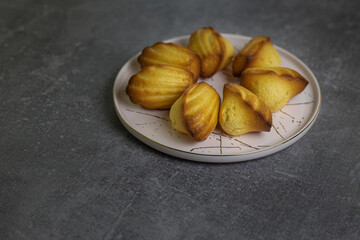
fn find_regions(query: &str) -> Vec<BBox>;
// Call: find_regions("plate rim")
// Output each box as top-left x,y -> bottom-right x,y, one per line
113,34 -> 321,163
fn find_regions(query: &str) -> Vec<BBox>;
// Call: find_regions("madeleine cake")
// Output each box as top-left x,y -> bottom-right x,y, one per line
232,36 -> 281,77
240,67 -> 309,112
126,65 -> 194,109
138,42 -> 201,81
219,83 -> 272,136
217,34 -> 235,71
170,82 -> 220,141
188,27 -> 234,78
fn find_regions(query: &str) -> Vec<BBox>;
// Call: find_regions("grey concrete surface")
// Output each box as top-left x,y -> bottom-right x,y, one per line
1,0 -> 359,239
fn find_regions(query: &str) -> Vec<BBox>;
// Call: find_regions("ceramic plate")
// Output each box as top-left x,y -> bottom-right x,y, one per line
113,34 -> 321,163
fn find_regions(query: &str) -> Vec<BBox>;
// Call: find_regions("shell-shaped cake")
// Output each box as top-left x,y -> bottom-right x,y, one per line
219,83 -> 272,136
232,36 -> 281,77
217,35 -> 235,71
126,65 -> 194,110
240,67 -> 308,112
170,82 -> 220,141
189,27 -> 234,78
138,42 -> 201,81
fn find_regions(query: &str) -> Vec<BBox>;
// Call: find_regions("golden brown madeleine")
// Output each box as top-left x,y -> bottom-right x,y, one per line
126,65 -> 194,110
138,42 -> 200,81
219,83 -> 272,136
232,36 -> 281,77
217,35 -> 235,71
240,67 -> 308,112
170,82 -> 220,141
188,27 -> 223,78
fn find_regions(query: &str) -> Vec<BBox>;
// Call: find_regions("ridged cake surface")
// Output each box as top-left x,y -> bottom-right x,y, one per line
189,27 -> 234,78
170,82 -> 220,141
126,65 -> 194,109
138,42 -> 200,81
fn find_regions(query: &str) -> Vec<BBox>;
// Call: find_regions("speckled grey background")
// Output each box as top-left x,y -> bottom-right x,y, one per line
1,0 -> 359,239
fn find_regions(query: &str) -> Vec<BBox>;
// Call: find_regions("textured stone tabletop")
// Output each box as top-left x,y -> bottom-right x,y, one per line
1,0 -> 359,239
